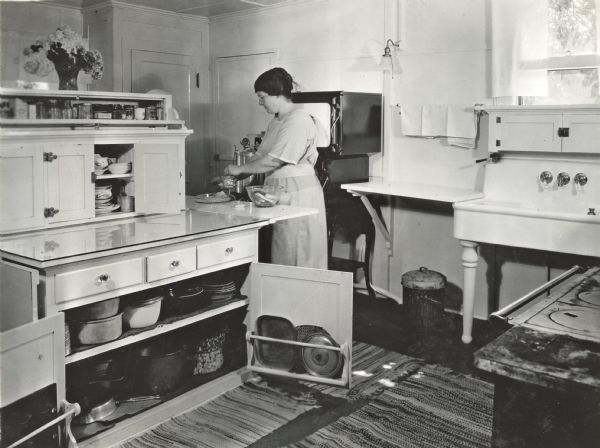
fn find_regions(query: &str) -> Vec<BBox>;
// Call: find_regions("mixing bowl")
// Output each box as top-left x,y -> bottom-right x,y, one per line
246,185 -> 282,207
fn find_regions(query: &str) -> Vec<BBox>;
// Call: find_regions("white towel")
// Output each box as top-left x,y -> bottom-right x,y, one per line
399,104 -> 477,148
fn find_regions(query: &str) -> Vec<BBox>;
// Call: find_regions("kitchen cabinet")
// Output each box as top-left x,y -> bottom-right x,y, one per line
0,208 -> 352,447
0,88 -> 191,234
480,105 -> 600,153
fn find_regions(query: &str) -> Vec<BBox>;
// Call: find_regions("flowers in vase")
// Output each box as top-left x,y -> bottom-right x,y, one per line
23,25 -> 103,81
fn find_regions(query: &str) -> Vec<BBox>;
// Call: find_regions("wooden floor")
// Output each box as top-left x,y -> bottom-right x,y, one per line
250,290 -> 504,447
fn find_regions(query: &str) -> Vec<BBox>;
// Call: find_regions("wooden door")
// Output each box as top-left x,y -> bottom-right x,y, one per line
246,262 -> 353,387
45,143 -> 94,224
562,114 -> 600,153
134,143 -> 180,214
0,143 -> 45,232
131,50 -> 200,195
213,53 -> 275,178
0,260 -> 39,332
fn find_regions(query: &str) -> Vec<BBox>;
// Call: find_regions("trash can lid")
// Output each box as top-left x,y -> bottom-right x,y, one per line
401,267 -> 446,290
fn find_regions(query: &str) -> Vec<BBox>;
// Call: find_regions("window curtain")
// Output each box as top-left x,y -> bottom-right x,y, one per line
491,0 -> 549,97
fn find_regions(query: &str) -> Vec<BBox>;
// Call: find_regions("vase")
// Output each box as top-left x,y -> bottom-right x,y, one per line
55,64 -> 80,90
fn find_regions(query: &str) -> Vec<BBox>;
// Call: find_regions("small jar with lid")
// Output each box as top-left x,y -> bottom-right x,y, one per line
36,101 -> 47,119
112,104 -> 123,119
124,105 -> 134,120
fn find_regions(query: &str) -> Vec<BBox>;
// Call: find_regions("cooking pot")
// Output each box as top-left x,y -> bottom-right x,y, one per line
162,284 -> 207,317
134,342 -> 187,395
69,297 -> 120,321
73,313 -> 123,345
123,295 -> 162,329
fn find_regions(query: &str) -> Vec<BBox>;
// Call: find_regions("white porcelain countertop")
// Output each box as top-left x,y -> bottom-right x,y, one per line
341,181 -> 484,203
186,196 -> 317,223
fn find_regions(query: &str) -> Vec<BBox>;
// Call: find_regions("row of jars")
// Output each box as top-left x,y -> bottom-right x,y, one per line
30,100 -> 164,120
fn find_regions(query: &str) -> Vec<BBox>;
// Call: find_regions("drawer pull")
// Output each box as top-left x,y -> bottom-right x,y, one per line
170,260 -> 181,268
95,274 -> 110,285
225,247 -> 234,255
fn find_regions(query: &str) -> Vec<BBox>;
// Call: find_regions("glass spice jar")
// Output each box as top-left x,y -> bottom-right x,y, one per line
48,100 -> 59,119
112,104 -> 123,119
124,105 -> 134,120
80,103 -> 92,119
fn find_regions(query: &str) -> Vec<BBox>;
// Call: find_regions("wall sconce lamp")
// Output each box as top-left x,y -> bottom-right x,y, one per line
379,39 -> 401,75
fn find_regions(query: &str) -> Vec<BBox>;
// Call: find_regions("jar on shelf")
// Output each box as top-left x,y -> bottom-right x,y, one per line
156,105 -> 164,120
36,101 -> 47,119
112,104 -> 123,119
79,103 -> 92,119
145,105 -> 157,120
48,100 -> 59,119
124,105 -> 134,120
62,101 -> 73,119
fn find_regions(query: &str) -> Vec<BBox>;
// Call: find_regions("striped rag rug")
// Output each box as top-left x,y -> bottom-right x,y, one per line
290,364 -> 494,448
301,341 -> 424,400
120,377 -> 319,448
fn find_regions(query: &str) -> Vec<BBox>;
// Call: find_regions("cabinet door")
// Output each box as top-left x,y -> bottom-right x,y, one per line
246,263 -> 353,387
45,143 -> 95,224
562,114 -> 600,153
0,143 -> 45,232
0,260 -> 39,332
492,113 -> 562,152
134,143 -> 180,214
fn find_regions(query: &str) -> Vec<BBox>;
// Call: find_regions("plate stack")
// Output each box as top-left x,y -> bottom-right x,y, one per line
95,185 -> 120,215
201,279 -> 238,305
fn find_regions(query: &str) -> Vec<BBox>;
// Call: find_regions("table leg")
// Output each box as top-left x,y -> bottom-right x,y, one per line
460,240 -> 479,344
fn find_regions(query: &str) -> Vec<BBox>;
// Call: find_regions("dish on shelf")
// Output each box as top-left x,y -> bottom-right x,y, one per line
195,191 -> 232,203
94,168 -> 106,175
107,162 -> 132,174
95,204 -> 121,215
254,315 -> 298,371
73,313 -> 123,345
68,297 -> 120,321
122,295 -> 163,329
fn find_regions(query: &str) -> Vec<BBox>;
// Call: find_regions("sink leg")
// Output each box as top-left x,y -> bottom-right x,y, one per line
460,240 -> 479,344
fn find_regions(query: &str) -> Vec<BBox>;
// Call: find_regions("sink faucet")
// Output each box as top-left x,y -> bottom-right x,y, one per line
539,171 -> 553,185
557,172 -> 570,187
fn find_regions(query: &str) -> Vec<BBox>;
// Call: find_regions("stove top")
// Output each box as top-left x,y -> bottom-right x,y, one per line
508,267 -> 600,343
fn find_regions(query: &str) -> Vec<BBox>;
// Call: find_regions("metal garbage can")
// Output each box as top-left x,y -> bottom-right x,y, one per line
401,267 -> 446,331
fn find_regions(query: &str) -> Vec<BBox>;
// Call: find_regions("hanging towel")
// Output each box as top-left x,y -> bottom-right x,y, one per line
399,104 -> 477,148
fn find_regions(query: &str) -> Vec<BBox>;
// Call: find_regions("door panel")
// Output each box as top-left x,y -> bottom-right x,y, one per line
213,53 -> 274,178
46,143 -> 94,223
131,50 -> 193,198
0,143 -> 44,232
246,262 -> 353,386
494,113 -> 562,152
562,114 -> 600,153
134,143 -> 180,214
0,260 -> 39,332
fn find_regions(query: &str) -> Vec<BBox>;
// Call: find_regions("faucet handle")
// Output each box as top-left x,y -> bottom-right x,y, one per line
539,171 -> 553,185
557,172 -> 570,187
574,173 -> 588,186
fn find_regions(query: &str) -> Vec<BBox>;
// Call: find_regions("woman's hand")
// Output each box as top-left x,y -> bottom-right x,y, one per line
224,164 -> 242,176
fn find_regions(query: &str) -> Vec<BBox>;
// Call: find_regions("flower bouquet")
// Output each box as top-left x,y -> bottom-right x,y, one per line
23,25 -> 103,90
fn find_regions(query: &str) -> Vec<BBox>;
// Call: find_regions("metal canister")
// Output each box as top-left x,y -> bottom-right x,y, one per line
401,267 -> 446,331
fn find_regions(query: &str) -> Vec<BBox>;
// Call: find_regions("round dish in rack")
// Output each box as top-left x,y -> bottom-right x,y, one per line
195,191 -> 232,203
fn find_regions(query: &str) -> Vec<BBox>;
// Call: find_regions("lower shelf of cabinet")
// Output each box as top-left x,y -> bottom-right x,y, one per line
77,368 -> 249,448
67,298 -> 249,364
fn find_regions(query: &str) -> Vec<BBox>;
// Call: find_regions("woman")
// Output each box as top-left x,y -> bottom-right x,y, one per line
225,67 -> 327,269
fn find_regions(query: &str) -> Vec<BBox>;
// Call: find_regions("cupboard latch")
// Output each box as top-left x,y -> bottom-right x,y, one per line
43,152 -> 58,162
558,127 -> 570,137
495,139 -> 501,147
44,207 -> 60,218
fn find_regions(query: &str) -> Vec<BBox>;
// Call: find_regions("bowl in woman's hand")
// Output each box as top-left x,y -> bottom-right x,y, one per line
246,185 -> 282,207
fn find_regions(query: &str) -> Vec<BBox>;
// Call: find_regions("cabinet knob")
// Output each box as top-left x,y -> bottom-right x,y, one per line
95,274 -> 110,284
44,207 -> 60,217
170,260 -> 181,268
225,247 -> 234,255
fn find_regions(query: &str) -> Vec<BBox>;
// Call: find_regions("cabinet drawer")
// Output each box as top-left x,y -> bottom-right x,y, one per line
197,233 -> 256,269
55,258 -> 144,303
147,246 -> 196,282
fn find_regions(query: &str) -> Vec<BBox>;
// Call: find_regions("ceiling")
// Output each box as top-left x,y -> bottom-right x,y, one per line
44,0 -> 300,17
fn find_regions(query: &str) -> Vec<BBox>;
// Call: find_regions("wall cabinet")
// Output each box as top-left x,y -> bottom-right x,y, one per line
481,105 -> 600,153
0,88 -> 192,234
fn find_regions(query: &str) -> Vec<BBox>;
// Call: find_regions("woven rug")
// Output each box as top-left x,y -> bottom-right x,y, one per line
120,377 -> 320,448
289,364 -> 494,448
301,341 -> 424,400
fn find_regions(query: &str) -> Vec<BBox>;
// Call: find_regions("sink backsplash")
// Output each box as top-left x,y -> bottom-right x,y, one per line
482,153 -> 600,214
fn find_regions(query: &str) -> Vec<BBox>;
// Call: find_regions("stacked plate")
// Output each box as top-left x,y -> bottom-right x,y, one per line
107,162 -> 132,175
201,280 -> 238,304
95,185 -> 120,215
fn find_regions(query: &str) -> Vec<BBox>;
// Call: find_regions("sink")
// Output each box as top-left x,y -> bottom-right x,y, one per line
454,199 -> 600,257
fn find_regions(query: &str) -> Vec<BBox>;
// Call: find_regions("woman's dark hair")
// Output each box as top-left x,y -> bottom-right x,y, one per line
254,67 -> 295,99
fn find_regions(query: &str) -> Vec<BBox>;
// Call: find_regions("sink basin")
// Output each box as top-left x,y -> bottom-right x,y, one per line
454,199 -> 600,257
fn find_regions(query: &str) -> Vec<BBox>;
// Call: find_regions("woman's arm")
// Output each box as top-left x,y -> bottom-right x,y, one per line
225,154 -> 284,176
